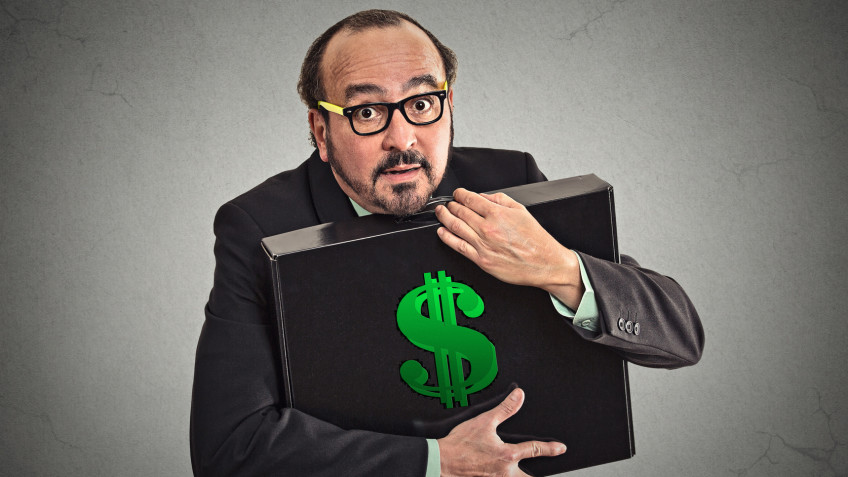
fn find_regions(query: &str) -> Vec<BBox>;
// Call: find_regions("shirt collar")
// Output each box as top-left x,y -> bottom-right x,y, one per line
349,198 -> 371,217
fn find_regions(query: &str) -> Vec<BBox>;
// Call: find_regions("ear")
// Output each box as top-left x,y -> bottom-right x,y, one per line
308,108 -> 330,162
448,86 -> 454,109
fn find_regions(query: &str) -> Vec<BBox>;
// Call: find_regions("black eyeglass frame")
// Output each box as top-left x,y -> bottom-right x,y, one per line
319,89 -> 448,136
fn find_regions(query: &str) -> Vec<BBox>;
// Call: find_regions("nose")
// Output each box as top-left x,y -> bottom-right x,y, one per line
381,108 -> 416,151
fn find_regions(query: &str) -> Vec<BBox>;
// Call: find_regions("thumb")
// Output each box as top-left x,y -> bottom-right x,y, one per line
487,387 -> 525,428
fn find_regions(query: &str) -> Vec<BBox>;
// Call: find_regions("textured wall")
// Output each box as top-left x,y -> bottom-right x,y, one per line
1,1 -> 846,476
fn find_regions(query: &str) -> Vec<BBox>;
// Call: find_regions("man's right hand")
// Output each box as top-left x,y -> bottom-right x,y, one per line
437,387 -> 566,477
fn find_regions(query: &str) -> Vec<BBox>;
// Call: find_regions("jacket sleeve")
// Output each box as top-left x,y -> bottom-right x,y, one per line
570,252 -> 705,369
190,202 -> 428,476
522,152 -> 703,368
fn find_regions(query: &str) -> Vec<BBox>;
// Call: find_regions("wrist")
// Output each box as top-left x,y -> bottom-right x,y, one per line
542,247 -> 585,310
437,437 -> 455,477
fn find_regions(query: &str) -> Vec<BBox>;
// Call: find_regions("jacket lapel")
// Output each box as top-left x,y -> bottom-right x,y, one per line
433,153 -> 460,198
307,150 -> 358,224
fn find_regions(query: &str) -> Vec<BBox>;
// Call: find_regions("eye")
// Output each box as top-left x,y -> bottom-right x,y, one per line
354,106 -> 381,121
411,98 -> 434,113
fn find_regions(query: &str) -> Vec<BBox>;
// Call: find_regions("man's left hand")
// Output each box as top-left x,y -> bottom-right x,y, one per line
434,188 -> 585,310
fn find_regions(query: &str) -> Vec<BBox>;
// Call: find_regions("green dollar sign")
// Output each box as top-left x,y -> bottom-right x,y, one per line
397,271 -> 498,408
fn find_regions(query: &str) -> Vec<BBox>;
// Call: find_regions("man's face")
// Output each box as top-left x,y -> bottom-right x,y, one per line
309,21 -> 454,215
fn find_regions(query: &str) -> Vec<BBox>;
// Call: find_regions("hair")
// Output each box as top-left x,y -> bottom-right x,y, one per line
298,9 -> 458,147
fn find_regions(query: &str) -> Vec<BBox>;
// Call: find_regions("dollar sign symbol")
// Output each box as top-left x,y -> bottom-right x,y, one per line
397,271 -> 498,408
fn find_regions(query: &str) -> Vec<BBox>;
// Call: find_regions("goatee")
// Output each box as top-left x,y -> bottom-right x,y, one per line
327,144 -> 437,216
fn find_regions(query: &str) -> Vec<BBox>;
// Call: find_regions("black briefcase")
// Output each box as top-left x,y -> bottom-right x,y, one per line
261,175 -> 634,476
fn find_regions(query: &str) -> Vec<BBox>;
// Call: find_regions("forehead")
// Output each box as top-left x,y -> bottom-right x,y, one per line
321,21 -> 445,102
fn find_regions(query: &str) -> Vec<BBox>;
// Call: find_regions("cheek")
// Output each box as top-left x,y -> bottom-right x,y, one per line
337,135 -> 382,172
428,122 -> 452,163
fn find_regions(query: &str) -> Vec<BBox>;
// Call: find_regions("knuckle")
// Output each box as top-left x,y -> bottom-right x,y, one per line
501,448 -> 518,462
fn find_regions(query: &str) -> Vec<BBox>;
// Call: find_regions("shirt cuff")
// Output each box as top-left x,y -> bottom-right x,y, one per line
549,252 -> 600,332
425,439 -> 440,477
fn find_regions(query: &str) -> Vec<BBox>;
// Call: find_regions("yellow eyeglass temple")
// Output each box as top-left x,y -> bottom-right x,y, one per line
317,101 -> 344,115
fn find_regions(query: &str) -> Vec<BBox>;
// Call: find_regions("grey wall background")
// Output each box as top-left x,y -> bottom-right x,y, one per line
1,1 -> 846,476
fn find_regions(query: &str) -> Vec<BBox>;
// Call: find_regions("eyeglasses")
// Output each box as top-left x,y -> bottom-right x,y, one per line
318,82 -> 448,136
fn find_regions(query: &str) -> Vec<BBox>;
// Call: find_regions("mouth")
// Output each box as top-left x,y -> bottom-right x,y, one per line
371,150 -> 432,188
380,164 -> 422,182
383,164 -> 421,175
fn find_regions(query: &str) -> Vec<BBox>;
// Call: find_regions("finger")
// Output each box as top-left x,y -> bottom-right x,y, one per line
486,387 -> 525,428
480,191 -> 523,209
508,440 -> 567,461
445,199 -> 485,230
453,188 -> 498,217
437,226 -> 480,262
434,204 -> 481,246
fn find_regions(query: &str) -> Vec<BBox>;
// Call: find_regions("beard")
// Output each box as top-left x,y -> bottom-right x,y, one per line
326,110 -> 454,216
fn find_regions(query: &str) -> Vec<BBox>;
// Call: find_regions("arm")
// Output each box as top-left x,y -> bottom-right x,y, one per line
190,203 -> 427,476
434,189 -> 703,369
572,252 -> 704,368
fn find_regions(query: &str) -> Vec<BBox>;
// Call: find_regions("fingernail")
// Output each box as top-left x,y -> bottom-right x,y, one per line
558,444 -> 567,454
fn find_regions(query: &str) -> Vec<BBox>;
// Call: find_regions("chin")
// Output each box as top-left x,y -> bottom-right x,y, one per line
378,182 -> 431,216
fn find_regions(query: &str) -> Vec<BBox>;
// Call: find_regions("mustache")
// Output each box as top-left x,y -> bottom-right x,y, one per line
371,150 -> 432,184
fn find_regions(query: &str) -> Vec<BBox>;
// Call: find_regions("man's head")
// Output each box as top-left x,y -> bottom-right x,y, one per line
298,10 -> 457,215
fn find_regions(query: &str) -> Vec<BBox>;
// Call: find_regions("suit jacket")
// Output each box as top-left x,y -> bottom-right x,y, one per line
190,147 -> 704,476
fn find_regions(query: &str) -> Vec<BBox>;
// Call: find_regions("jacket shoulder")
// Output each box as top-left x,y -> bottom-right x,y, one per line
218,159 -> 319,236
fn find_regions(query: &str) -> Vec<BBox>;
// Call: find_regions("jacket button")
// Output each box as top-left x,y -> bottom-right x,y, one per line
618,317 -> 625,331
634,322 -> 640,335
625,320 -> 633,333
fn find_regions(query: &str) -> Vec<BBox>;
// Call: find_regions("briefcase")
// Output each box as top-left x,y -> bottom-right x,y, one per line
261,174 -> 634,476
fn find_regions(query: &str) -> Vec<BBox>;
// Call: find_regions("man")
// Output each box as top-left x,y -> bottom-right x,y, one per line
190,10 -> 704,477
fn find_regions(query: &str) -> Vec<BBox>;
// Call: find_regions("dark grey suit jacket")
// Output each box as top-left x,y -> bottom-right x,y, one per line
190,147 -> 704,476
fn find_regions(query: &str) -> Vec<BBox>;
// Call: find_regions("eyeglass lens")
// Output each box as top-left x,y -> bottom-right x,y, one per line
350,93 -> 443,134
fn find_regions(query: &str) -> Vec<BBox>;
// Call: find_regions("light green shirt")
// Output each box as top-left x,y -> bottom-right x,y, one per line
349,198 -> 599,476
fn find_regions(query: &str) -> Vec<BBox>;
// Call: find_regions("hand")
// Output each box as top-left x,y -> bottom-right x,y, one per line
438,387 -> 566,477
435,188 -> 585,309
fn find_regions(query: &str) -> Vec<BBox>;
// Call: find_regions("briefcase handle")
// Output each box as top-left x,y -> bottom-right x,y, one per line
395,196 -> 454,223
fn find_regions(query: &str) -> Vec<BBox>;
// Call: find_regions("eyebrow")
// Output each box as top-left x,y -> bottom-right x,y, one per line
403,74 -> 440,91
344,83 -> 387,104
343,74 -> 441,104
